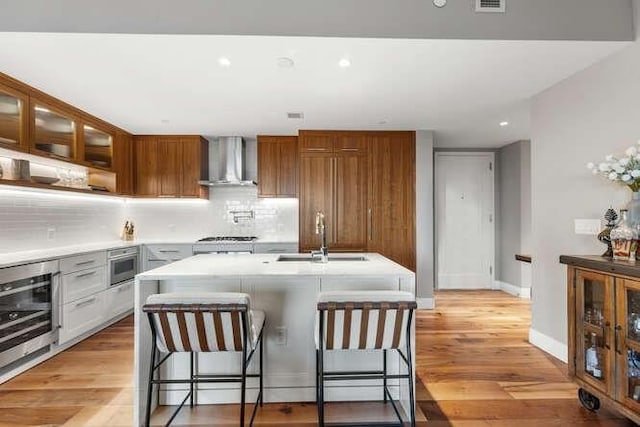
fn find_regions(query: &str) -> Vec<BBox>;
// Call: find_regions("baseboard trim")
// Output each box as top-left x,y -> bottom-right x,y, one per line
495,280 -> 531,299
529,327 -> 568,363
416,297 -> 434,310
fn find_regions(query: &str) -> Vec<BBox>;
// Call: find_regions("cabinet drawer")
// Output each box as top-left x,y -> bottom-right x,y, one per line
58,292 -> 105,345
145,245 -> 192,262
145,260 -> 170,271
105,281 -> 134,318
62,266 -> 106,304
60,251 -> 107,274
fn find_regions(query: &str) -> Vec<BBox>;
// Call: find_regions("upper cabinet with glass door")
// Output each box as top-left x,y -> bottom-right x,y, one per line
0,83 -> 28,152
31,102 -> 77,161
82,124 -> 113,169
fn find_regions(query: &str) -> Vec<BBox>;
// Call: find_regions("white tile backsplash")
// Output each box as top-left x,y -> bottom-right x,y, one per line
125,187 -> 298,241
0,189 -> 125,253
0,186 -> 298,254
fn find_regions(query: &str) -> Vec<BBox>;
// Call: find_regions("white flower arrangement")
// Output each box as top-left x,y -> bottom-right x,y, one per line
588,141 -> 640,192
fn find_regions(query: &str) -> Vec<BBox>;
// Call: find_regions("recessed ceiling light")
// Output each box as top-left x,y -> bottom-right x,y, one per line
218,57 -> 231,67
277,57 -> 295,68
433,0 -> 447,7
338,58 -> 351,68
499,121 -> 509,127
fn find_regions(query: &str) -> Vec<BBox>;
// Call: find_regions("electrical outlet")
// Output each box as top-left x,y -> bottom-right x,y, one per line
46,227 -> 56,241
275,326 -> 287,345
574,219 -> 601,235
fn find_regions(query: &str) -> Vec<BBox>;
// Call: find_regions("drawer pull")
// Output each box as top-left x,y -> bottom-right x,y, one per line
158,250 -> 180,253
306,148 -> 327,151
75,297 -> 97,308
75,271 -> 97,279
340,148 -> 359,151
75,260 -> 95,266
147,259 -> 166,262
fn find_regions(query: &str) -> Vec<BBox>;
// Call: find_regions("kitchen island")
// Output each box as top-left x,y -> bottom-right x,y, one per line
134,252 -> 415,425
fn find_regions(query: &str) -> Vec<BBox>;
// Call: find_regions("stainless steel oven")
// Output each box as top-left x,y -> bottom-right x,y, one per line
0,260 -> 60,370
108,247 -> 139,287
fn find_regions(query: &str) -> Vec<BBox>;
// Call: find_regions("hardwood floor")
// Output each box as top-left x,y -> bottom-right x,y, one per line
0,290 -> 636,426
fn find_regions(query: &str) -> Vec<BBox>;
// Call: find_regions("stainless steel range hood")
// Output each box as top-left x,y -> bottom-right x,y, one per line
199,136 -> 256,187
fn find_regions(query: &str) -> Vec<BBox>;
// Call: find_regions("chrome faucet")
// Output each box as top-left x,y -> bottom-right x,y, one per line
311,211 -> 328,263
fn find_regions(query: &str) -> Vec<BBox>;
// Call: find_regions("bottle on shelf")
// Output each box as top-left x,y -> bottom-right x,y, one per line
586,332 -> 601,378
611,209 -> 638,261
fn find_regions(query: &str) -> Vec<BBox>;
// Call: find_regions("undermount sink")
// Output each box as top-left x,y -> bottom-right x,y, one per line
276,255 -> 369,262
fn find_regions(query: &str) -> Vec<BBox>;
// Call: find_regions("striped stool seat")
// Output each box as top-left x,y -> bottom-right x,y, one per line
315,290 -> 417,427
143,292 -> 265,427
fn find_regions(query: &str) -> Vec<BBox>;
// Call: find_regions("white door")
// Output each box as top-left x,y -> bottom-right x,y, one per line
435,152 -> 494,289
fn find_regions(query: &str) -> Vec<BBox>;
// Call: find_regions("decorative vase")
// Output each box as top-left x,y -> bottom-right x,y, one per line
611,209 -> 638,261
627,192 -> 640,227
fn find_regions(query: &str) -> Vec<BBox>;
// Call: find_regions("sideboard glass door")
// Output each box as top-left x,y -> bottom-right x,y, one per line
576,269 -> 614,395
616,279 -> 640,412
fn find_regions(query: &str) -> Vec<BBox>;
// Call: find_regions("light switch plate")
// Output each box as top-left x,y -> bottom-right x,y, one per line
574,219 -> 601,235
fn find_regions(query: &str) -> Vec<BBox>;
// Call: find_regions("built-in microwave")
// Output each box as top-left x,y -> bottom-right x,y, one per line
108,247 -> 139,287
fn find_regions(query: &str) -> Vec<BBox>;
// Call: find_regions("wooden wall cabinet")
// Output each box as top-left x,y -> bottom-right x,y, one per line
0,82 -> 29,152
298,131 -> 369,254
562,256 -> 640,425
298,130 -> 416,271
257,135 -> 297,198
368,132 -> 416,271
133,135 -> 208,198
113,132 -> 134,195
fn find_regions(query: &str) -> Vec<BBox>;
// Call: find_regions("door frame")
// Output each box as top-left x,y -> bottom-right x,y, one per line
434,151 -> 495,290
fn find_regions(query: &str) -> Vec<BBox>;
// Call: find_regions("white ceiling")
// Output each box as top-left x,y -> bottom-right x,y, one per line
0,33 -> 629,147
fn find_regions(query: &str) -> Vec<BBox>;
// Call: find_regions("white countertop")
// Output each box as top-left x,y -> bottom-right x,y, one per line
0,238 -> 299,269
136,253 -> 414,280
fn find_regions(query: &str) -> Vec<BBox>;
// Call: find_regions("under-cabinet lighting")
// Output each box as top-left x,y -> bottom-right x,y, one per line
0,186 -> 125,202
124,198 -> 209,205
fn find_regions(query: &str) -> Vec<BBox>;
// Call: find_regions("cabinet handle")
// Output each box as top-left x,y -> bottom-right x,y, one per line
75,271 -> 97,279
604,321 -> 611,350
75,297 -> 97,308
158,250 -> 180,253
368,208 -> 373,241
340,148 -> 359,152
615,325 -> 622,355
306,148 -> 327,152
75,260 -> 95,266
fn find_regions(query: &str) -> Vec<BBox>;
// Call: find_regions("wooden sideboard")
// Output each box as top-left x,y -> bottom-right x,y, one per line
560,255 -> 640,424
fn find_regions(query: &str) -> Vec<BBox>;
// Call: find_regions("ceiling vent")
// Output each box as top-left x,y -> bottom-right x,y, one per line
287,112 -> 304,119
475,0 -> 505,13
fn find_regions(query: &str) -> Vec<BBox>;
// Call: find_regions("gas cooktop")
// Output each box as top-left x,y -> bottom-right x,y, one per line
196,236 -> 258,242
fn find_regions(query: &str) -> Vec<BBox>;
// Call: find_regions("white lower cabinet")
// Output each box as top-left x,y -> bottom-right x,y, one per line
58,292 -> 106,345
62,266 -> 106,304
105,281 -> 134,318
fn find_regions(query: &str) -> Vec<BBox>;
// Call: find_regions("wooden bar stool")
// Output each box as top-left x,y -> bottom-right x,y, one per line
315,290 -> 417,427
142,292 -> 265,426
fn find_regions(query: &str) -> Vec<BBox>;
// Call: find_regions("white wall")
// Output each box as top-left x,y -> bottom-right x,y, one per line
530,19 -> 640,361
496,140 -> 531,297
416,130 -> 434,305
